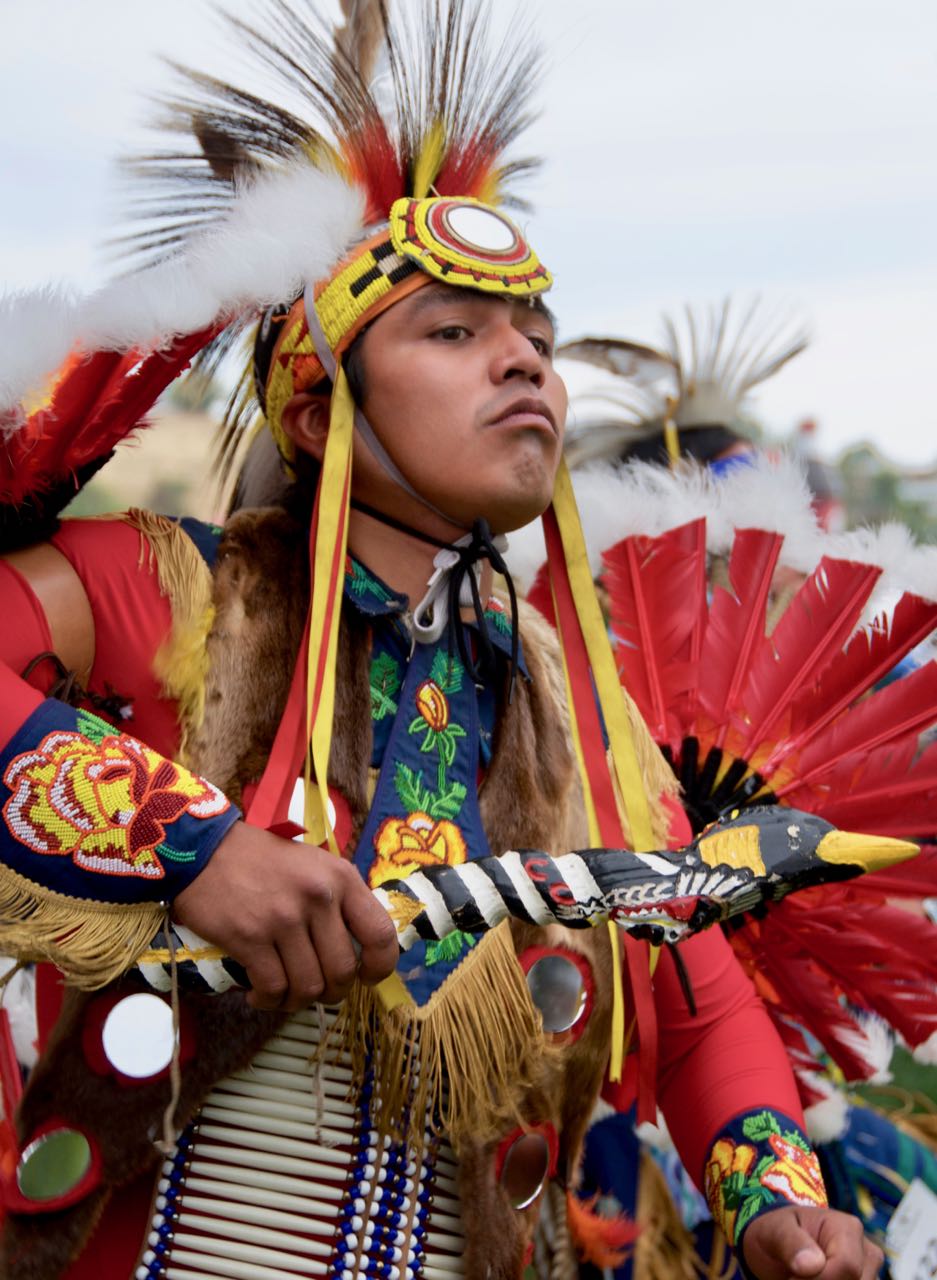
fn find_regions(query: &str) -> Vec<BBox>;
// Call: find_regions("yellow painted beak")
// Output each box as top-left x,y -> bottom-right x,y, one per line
816,830 -> 919,873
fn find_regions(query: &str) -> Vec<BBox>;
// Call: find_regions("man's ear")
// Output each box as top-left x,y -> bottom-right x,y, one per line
280,392 -> 331,462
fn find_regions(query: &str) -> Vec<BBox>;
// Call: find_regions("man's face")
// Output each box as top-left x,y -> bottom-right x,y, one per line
350,283 -> 568,534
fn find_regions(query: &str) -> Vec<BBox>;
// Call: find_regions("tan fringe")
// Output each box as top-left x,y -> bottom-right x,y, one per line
332,922 -> 554,1154
633,1150 -> 715,1280
0,861 -> 164,990
120,509 -> 215,763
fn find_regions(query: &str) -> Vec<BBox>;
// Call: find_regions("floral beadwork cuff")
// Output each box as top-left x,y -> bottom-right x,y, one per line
704,1109 -> 828,1256
1,700 -> 239,904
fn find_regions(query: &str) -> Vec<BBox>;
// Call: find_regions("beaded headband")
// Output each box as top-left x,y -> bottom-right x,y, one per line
264,195 -> 552,462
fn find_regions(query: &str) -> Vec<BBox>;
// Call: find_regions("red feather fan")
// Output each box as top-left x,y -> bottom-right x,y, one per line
584,515 -> 937,1079
697,527 -> 783,746
603,520 -> 706,753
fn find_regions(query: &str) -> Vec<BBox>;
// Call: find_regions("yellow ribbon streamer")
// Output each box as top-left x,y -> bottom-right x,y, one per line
551,460 -> 656,852
304,367 -> 355,855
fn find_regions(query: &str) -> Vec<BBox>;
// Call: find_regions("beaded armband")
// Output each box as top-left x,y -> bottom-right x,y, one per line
1,701 -> 237,905
705,1109 -> 827,1251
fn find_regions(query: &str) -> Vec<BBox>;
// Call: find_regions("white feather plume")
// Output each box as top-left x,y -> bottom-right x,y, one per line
0,287 -> 79,434
508,453 -> 937,643
0,164 -> 364,417
0,958 -> 37,1072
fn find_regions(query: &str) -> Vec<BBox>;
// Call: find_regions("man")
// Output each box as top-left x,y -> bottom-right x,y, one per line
0,4 -> 882,1277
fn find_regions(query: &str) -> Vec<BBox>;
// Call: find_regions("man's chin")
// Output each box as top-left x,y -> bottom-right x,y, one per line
481,490 -> 553,537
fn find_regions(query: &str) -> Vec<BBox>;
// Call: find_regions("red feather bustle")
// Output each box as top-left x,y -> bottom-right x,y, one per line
529,513 -> 937,1084
603,519 -> 706,755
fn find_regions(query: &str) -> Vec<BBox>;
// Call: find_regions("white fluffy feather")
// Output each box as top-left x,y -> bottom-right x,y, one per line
803,1084 -> 850,1144
0,165 -> 364,416
835,1011 -> 894,1084
508,453 -> 937,650
505,453 -> 823,592
0,958 -> 37,1072
0,287 -> 79,434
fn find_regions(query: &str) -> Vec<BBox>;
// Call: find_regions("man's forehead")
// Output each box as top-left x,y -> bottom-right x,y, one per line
400,282 -> 555,328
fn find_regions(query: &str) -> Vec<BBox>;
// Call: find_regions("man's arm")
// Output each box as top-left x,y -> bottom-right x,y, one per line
655,928 -> 882,1279
0,523 -> 397,1006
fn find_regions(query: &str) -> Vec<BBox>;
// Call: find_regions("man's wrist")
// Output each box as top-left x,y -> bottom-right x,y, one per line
704,1108 -> 828,1266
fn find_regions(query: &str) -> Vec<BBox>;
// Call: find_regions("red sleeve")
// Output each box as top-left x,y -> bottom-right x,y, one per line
0,559 -> 52,741
51,518 -> 180,757
654,927 -> 805,1186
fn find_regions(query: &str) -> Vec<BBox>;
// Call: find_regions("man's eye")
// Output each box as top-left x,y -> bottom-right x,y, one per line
434,325 -> 470,341
527,334 -> 553,358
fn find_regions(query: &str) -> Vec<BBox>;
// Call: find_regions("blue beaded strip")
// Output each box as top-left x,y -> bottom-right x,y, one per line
332,1067 -> 379,1280
408,1138 -> 439,1278
135,1124 -> 194,1280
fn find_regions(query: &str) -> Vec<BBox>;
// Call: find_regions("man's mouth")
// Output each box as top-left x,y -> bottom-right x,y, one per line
487,396 -> 557,434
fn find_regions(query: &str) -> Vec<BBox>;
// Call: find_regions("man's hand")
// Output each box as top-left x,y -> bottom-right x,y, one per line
173,821 -> 399,1011
742,1207 -> 883,1280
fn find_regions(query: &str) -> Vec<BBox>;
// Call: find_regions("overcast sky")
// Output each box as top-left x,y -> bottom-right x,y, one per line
1,0 -> 935,464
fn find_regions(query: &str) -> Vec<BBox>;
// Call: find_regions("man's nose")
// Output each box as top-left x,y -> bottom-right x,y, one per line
491,327 -> 545,386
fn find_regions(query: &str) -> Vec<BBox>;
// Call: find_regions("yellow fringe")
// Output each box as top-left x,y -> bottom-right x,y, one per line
0,861 -> 164,990
332,922 -> 554,1153
120,509 -> 215,763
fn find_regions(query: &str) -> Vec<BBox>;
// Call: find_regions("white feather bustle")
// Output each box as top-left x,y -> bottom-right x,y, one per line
506,453 -> 937,613
0,165 -> 365,420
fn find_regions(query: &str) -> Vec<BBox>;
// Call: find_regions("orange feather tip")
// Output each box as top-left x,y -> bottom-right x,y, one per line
566,1190 -> 640,1268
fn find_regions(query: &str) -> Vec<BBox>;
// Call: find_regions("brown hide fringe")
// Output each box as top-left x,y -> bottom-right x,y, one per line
334,921 -> 556,1153
119,508 -> 215,763
0,982 -> 286,1280
0,861 -> 164,991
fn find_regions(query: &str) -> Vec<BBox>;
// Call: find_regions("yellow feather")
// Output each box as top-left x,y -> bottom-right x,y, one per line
411,119 -> 446,199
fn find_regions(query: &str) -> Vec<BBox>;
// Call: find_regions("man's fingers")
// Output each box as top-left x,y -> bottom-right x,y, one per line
814,1211 -> 870,1279
274,930 -> 326,1011
861,1239 -> 884,1280
341,871 -> 400,985
743,1210 -> 826,1280
307,907 -> 362,1004
244,946 -> 290,1010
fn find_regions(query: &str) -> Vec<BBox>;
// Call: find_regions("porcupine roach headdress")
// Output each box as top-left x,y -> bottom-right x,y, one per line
513,300 -> 937,1109
0,1 -> 661,1100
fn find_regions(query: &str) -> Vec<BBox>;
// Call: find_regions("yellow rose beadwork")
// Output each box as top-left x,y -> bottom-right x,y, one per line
2,727 -> 229,879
